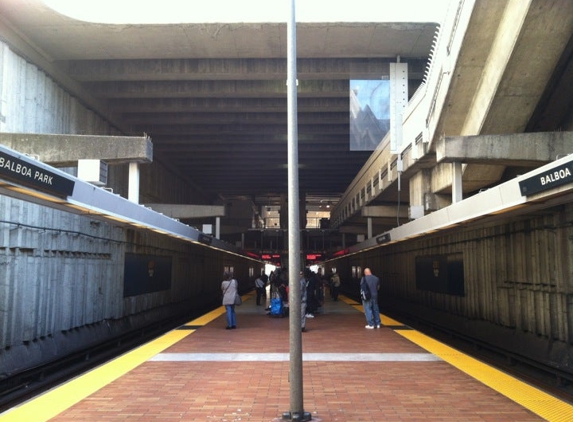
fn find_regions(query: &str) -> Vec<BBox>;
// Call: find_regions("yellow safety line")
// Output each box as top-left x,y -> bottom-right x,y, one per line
339,295 -> 357,305
0,330 -> 193,421
183,293 -> 249,326
380,314 -> 401,326
339,295 -> 364,313
184,306 -> 226,326
396,328 -> 573,422
0,298 -> 243,421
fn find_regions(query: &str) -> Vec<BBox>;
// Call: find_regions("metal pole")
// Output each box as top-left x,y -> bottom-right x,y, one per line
283,0 -> 310,420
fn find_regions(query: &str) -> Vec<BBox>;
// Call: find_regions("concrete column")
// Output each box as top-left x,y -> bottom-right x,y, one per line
216,217 -> 221,239
128,162 -> 140,203
390,62 -> 408,153
452,162 -> 463,203
367,217 -> 373,239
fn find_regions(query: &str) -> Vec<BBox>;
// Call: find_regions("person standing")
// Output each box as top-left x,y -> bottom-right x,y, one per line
331,271 -> 341,301
361,268 -> 381,329
255,274 -> 265,306
305,270 -> 317,318
221,271 -> 238,329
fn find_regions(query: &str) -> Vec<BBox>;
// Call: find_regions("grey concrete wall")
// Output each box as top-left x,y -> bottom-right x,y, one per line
0,40 -> 209,204
385,205 -> 572,338
327,201 -> 573,370
0,43 -> 117,135
0,40 -> 236,377
374,203 -> 573,369
0,192 -> 255,376
0,196 -> 125,345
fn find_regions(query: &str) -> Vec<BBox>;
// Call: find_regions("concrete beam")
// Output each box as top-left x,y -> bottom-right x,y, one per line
67,58 -> 428,82
86,80 -> 350,99
0,133 -> 152,166
436,132 -> 573,166
361,205 -> 408,219
145,204 -> 225,219
109,97 -> 350,114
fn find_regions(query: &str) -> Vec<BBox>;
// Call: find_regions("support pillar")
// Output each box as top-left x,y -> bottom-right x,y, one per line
128,162 -> 140,203
216,217 -> 221,239
452,162 -> 463,203
367,217 -> 373,239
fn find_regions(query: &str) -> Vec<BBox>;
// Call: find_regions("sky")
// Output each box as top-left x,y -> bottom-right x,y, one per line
43,0 -> 452,24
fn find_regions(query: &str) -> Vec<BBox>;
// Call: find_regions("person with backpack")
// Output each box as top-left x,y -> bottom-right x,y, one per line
360,268 -> 381,329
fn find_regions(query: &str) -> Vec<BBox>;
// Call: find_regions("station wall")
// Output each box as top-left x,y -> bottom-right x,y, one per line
330,203 -> 573,373
0,40 -> 259,379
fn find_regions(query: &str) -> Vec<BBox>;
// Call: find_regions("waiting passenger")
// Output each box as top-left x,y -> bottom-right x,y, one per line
361,268 -> 381,329
331,271 -> 341,301
255,274 -> 265,306
221,271 -> 238,329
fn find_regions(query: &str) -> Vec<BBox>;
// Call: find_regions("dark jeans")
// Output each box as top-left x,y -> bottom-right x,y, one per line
331,285 -> 339,301
256,287 -> 265,305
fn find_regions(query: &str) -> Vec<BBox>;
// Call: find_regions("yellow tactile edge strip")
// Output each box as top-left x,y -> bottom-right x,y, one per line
395,326 -> 573,422
0,330 -> 192,421
343,295 -> 573,420
0,299 -> 239,422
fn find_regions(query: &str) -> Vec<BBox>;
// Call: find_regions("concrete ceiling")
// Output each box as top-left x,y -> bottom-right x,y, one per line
0,0 -> 439,208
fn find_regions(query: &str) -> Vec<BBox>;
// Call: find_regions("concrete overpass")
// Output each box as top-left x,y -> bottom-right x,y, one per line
330,0 -> 573,238
0,0 -> 572,251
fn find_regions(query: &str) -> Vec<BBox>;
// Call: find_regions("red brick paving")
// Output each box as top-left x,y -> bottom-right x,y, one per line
52,297 -> 543,421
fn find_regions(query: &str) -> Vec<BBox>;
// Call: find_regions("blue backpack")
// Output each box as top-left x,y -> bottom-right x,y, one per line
270,297 -> 284,316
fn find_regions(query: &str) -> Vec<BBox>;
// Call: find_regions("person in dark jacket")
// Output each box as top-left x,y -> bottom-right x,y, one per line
255,274 -> 265,306
305,270 -> 318,318
361,268 -> 381,329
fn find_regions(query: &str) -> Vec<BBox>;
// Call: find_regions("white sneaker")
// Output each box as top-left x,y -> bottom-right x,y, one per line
376,325 -> 381,328
365,325 -> 374,329
305,314 -> 314,318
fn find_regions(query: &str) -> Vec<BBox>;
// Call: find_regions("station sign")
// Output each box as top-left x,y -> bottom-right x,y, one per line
519,160 -> 573,196
198,233 -> 213,245
261,253 -> 281,264
0,147 -> 75,198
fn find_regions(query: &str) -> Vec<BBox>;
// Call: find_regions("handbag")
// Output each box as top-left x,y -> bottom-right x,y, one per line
232,278 -> 241,306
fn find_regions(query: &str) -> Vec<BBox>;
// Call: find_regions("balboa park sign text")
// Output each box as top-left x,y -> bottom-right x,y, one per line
0,148 -> 75,198
519,161 -> 573,196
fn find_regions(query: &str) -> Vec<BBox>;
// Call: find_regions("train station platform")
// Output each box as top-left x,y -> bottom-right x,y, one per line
1,291 -> 572,421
